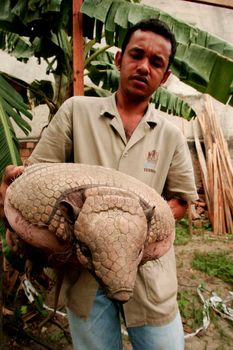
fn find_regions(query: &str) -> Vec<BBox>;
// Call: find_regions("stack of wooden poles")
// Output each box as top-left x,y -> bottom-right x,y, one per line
193,96 -> 233,234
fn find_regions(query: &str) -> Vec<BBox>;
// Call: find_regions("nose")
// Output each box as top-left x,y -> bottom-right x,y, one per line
137,58 -> 150,75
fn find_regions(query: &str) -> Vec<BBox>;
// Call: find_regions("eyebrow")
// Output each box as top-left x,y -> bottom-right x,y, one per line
128,47 -> 145,54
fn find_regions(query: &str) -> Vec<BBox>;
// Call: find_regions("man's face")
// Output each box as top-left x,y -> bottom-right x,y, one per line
115,29 -> 172,101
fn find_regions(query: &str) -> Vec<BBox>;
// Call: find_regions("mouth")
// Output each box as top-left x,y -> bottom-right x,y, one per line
131,75 -> 148,86
108,288 -> 133,302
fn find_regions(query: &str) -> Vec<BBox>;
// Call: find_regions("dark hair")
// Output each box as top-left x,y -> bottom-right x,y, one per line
121,18 -> 177,69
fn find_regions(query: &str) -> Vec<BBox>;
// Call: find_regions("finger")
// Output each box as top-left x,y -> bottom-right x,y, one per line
3,165 -> 25,185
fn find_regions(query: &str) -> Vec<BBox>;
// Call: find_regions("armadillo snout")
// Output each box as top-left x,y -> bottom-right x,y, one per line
108,289 -> 133,303
74,193 -> 148,301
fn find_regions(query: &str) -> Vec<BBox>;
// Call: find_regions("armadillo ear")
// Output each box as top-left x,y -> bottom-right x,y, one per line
59,200 -> 80,224
144,206 -> 155,223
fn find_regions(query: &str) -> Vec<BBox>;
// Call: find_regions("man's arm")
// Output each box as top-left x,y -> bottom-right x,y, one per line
167,198 -> 188,221
162,129 -> 198,221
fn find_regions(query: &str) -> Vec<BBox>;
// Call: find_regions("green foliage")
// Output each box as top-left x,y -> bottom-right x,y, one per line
0,0 -> 73,109
15,286 -> 48,321
192,251 -> 233,285
34,291 -> 48,317
178,290 -> 204,329
175,218 -> 191,245
0,73 -> 32,268
0,74 -> 32,134
20,305 -> 28,316
0,229 -> 25,271
0,96 -> 22,178
0,73 -> 28,244
0,30 -> 33,61
151,87 -> 196,120
0,0 -> 72,69
203,222 -> 212,231
86,49 -> 119,93
49,331 -> 65,342
29,79 -> 54,108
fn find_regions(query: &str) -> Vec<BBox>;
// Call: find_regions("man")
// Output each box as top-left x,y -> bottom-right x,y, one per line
1,19 -> 198,349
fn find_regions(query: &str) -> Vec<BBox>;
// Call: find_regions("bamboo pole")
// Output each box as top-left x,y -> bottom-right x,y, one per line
73,0 -> 84,96
195,96 -> 233,234
193,120 -> 211,216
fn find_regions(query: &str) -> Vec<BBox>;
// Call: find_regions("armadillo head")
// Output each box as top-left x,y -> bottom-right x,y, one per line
60,189 -> 148,302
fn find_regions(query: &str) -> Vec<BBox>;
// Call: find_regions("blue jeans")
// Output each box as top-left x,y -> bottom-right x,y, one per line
67,289 -> 184,350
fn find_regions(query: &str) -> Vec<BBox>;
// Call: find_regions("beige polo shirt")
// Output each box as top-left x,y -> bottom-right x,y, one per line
29,93 -> 198,326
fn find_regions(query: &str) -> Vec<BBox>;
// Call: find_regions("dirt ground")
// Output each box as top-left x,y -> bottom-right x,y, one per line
2,225 -> 233,350
176,232 -> 233,350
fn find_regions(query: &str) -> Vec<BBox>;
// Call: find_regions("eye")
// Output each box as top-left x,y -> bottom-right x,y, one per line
79,243 -> 92,257
138,249 -> 143,257
150,59 -> 163,68
129,49 -> 144,60
131,52 -> 143,60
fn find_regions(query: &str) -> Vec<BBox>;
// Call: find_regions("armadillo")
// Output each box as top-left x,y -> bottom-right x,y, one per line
4,163 -> 175,302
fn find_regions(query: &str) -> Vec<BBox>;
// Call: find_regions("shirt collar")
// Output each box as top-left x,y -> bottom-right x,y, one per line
100,93 -> 158,129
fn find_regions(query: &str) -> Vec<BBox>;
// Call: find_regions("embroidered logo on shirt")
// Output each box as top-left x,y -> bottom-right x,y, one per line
144,150 -> 159,173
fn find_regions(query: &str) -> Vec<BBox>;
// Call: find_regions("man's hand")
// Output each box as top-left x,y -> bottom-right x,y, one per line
168,198 -> 188,221
0,165 -> 25,220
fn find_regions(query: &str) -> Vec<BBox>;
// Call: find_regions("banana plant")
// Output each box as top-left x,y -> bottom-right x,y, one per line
0,74 -> 32,176
81,0 -> 233,106
0,73 -> 32,242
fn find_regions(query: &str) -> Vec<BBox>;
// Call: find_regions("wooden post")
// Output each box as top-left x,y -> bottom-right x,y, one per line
73,0 -> 84,96
188,201 -> 193,235
181,0 -> 233,10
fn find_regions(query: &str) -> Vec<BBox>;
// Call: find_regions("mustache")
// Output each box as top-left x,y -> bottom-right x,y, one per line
130,74 -> 148,84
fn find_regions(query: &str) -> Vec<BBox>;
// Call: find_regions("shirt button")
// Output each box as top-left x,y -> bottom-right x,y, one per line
123,152 -> 128,157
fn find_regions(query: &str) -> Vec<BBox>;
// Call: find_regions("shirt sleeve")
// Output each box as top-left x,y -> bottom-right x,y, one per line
163,135 -> 199,202
28,98 -> 74,164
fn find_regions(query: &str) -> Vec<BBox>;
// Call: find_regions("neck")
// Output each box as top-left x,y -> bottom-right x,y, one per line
115,90 -> 149,117
115,90 -> 150,141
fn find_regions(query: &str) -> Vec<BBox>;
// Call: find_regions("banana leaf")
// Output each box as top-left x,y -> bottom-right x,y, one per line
0,95 -> 22,183
173,43 -> 233,105
0,73 -> 32,183
0,75 -> 31,240
0,0 -> 72,78
151,87 -> 196,120
81,0 -> 233,106
0,75 -> 30,249
0,98 -> 26,273
0,74 -> 32,134
0,0 -> 66,33
0,29 -> 33,61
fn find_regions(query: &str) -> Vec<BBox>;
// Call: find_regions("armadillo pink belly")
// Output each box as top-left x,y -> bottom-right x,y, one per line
4,186 -> 68,254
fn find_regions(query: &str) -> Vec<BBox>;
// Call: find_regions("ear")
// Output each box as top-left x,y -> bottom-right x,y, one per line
59,200 -> 80,224
144,206 -> 155,223
161,69 -> 171,84
115,51 -> 122,71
